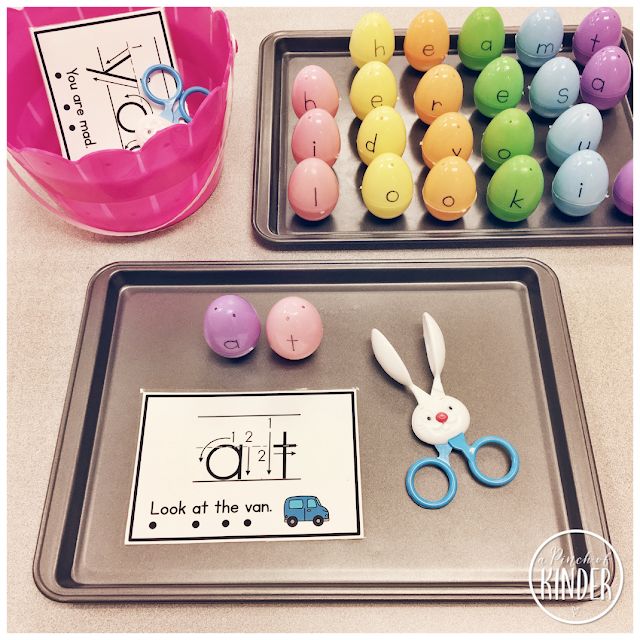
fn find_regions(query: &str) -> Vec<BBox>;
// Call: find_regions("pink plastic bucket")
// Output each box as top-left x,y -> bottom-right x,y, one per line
7,7 -> 235,235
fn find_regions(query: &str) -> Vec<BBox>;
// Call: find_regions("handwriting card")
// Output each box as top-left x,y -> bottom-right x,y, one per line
31,9 -> 177,159
126,390 -> 363,544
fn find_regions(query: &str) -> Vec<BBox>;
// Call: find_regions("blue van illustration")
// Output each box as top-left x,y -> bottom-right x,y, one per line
284,496 -> 330,527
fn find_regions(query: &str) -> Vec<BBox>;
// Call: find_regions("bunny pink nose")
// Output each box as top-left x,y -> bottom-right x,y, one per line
435,412 -> 448,424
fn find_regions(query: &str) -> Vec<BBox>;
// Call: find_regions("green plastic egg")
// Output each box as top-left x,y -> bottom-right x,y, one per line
473,56 -> 524,118
458,8 -> 505,70
487,155 -> 544,222
481,108 -> 534,171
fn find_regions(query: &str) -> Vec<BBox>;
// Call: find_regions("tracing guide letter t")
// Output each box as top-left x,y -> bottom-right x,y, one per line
126,390 -> 363,543
31,9 -> 177,159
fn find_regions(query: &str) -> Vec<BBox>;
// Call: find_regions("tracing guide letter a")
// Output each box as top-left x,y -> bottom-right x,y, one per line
31,9 -> 177,159
126,390 -> 363,544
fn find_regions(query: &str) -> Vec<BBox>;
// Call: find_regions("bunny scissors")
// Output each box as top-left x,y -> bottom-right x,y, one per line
371,312 -> 519,509
135,64 -> 209,146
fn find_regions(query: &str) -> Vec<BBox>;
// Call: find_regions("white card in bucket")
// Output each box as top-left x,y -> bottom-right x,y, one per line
126,390 -> 363,544
30,8 -> 178,160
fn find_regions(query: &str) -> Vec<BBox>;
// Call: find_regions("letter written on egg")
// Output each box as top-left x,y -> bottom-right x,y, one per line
374,39 -> 386,58
304,92 -> 317,111
591,78 -> 605,93
366,133 -> 378,153
442,195 -> 455,207
557,87 -> 569,103
386,190 -> 399,202
481,40 -> 493,51
422,44 -> 435,57
496,90 -> 509,104
371,94 -> 383,108
536,42 -> 554,55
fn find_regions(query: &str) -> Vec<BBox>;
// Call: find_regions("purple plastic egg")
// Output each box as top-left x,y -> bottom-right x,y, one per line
613,159 -> 633,216
203,295 -> 261,358
580,45 -> 631,110
573,7 -> 622,66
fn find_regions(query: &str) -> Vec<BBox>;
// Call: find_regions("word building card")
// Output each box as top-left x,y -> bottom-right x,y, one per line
126,390 -> 363,544
31,9 -> 177,159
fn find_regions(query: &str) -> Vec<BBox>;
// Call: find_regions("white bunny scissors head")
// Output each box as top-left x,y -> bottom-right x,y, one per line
371,312 -> 470,446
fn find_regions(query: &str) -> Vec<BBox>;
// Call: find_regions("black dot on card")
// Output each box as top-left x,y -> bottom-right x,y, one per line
244,519 -> 252,527
149,521 -> 157,529
69,125 -> 76,131
192,520 -> 200,529
64,104 -> 70,111
222,519 -> 230,527
55,72 -> 62,79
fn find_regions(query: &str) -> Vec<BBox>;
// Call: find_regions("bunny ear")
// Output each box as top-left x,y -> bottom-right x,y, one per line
371,329 -> 428,402
422,312 -> 446,397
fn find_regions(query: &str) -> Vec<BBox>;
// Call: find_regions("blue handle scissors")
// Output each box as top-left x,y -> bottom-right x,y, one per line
141,64 -> 209,124
372,312 -> 520,510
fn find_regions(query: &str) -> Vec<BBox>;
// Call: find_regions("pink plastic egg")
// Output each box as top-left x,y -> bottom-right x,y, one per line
266,296 -> 323,360
580,45 -> 631,110
291,65 -> 340,117
287,158 -> 339,221
573,7 -> 622,66
291,108 -> 341,165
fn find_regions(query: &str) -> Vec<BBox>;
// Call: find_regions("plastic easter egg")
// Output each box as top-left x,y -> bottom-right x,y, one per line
573,7 -> 622,66
422,156 -> 476,221
356,106 -> 406,165
349,61 -> 398,120
361,152 -> 413,219
421,112 -> 473,168
288,158 -> 339,221
515,8 -> 564,68
404,10 -> 450,71
458,8 -> 505,71
529,57 -> 580,118
487,155 -> 544,221
291,65 -> 339,118
580,46 -> 631,110
266,296 -> 323,360
481,108 -> 534,171
203,295 -> 261,359
291,108 -> 341,165
546,103 -> 603,167
413,64 -> 463,125
473,56 -> 524,118
349,12 -> 395,68
552,150 -> 609,216
613,159 -> 633,216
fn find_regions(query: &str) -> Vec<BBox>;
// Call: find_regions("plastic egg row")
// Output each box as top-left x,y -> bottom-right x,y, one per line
204,295 -> 323,361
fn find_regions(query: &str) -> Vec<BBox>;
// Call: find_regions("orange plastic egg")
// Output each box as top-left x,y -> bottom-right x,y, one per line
421,112 -> 473,168
413,64 -> 463,125
422,156 -> 477,221
404,10 -> 450,71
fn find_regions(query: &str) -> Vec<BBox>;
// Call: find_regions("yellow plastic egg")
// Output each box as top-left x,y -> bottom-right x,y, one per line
404,10 -> 450,71
349,12 -> 395,68
349,61 -> 398,120
356,106 -> 406,165
413,64 -> 463,125
422,156 -> 477,221
361,152 -> 413,219
420,112 -> 473,168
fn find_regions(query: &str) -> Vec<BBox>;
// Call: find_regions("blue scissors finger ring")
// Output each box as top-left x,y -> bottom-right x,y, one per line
372,312 -> 520,510
141,64 -> 209,124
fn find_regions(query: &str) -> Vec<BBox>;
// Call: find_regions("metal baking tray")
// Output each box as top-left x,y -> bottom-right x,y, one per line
253,28 -> 633,248
34,260 -> 609,602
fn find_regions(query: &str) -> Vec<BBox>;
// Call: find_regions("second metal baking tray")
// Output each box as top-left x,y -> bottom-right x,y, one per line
253,28 -> 633,248
34,259 -> 609,601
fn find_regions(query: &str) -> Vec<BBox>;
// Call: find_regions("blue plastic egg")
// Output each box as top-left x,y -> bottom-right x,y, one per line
515,8 -> 564,67
546,104 -> 603,167
552,150 -> 609,216
529,57 -> 580,118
